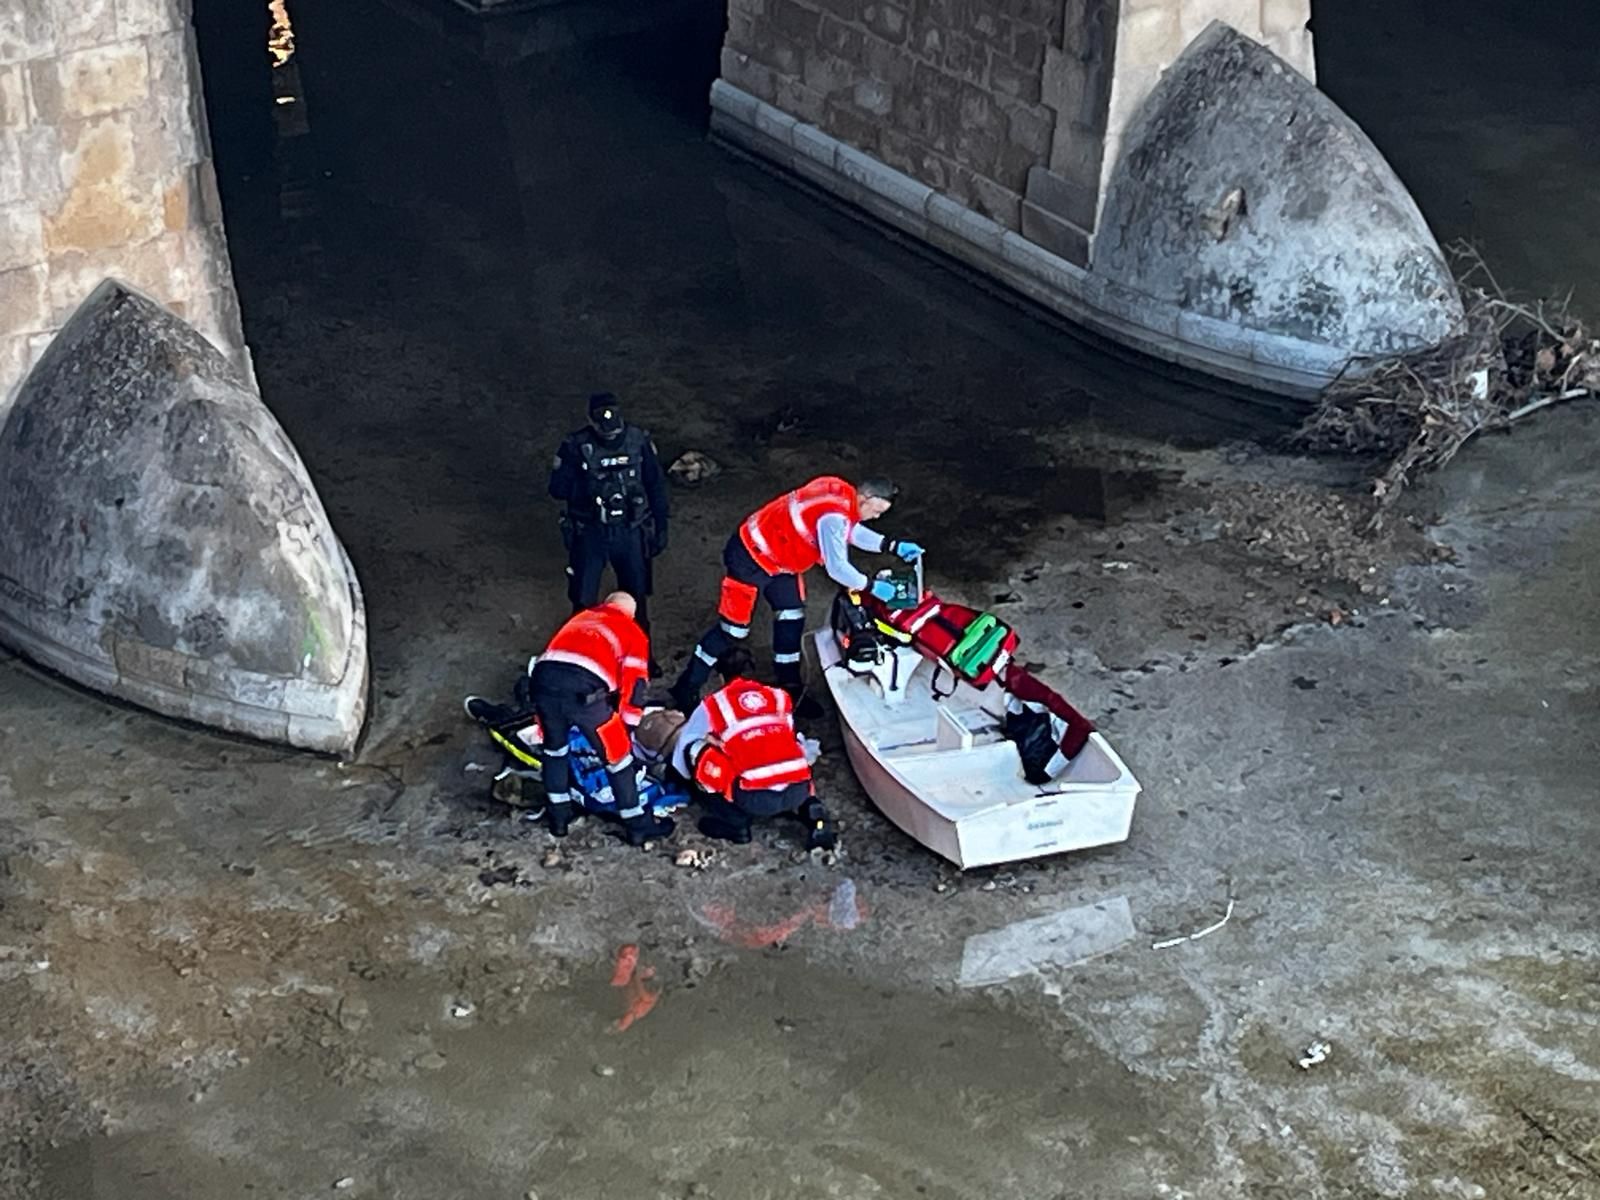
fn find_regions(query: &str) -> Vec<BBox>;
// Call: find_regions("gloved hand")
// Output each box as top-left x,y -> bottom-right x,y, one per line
868,578 -> 897,602
649,523 -> 668,557
890,539 -> 924,562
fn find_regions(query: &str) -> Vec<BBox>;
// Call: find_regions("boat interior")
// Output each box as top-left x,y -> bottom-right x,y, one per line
824,644 -> 1126,815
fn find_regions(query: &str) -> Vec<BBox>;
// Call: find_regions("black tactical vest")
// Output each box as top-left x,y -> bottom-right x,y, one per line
574,428 -> 649,527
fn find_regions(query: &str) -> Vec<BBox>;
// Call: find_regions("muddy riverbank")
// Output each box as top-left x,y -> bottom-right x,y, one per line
4,1 -> 1600,1195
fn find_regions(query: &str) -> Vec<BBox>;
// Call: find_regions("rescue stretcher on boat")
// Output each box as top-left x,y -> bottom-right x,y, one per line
812,561 -> 1140,869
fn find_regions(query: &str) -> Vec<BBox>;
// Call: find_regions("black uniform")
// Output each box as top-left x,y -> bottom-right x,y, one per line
548,424 -> 670,631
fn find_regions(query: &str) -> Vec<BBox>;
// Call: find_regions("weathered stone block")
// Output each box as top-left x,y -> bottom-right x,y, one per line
0,264 -> 48,335
802,50 -> 856,96
113,0 -> 188,40
49,43 -> 150,120
0,203 -> 44,272
990,51 -> 1041,103
943,33 -> 988,87
1025,163 -> 1097,230
1050,116 -> 1110,193
851,76 -> 894,116
862,33 -> 915,87
0,333 -> 29,406
750,28 -> 805,77
0,132 -> 20,206
45,234 -> 185,322
817,14 -> 864,59
965,168 -> 1022,229
914,23 -> 943,60
44,114 -> 162,255
812,0 -> 861,20
1020,199 -> 1090,266
1011,23 -> 1046,71
961,0 -> 1008,48
777,76 -> 828,123
1180,0 -> 1261,48
861,2 -> 907,44
770,0 -> 820,45
0,0 -> 54,67
145,30 -> 206,167
1119,5 -> 1181,68
15,124 -> 63,205
1260,0 -> 1309,36
720,50 -> 777,105
0,62 -> 28,127
823,100 -> 882,154
59,0 -> 119,51
1003,98 -> 1055,159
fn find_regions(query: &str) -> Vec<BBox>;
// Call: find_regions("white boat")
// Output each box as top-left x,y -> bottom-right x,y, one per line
813,627 -> 1141,869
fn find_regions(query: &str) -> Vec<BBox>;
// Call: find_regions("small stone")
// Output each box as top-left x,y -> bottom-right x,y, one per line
337,996 -> 370,1032
334,1178 -> 355,1190
981,880 -> 996,891
541,849 -> 564,868
594,1064 -> 615,1077
414,1051 -> 447,1071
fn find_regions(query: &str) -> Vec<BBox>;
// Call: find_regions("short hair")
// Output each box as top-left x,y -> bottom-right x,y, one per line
714,646 -> 755,681
858,477 -> 898,502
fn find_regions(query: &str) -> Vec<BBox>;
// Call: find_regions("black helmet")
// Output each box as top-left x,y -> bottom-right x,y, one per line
588,392 -> 624,439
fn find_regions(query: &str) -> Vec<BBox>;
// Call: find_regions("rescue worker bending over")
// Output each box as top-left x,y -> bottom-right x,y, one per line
549,393 -> 670,658
671,647 -> 837,849
527,592 -> 674,845
669,475 -> 922,715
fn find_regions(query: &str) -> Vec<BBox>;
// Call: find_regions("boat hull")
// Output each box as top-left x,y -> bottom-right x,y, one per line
815,631 -> 1139,869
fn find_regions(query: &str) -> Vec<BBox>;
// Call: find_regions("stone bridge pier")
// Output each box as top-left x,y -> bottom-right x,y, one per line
712,0 -> 1462,395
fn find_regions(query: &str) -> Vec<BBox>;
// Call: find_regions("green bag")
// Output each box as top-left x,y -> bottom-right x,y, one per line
947,612 -> 1010,679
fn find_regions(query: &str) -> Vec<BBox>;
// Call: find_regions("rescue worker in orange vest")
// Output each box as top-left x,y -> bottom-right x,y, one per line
527,592 -> 673,845
669,476 -> 922,716
670,647 -> 837,848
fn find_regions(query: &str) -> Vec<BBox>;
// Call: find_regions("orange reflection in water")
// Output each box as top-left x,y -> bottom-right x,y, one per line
268,0 -> 295,68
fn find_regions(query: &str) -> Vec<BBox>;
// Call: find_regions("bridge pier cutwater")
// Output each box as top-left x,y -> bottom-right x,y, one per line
711,0 -> 1462,395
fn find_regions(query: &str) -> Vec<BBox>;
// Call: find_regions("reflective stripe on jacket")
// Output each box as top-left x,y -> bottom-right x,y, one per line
536,602 -> 650,723
738,476 -> 859,576
700,677 -> 811,794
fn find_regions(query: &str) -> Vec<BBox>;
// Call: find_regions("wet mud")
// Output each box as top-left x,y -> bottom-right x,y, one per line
4,0 -> 1600,1196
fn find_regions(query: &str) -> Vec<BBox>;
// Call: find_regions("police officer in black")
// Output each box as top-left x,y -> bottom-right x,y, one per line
549,393 -> 670,657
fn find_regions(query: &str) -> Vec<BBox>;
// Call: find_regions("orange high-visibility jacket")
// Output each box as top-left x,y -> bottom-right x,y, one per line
738,476 -> 859,576
536,602 -> 650,723
692,678 -> 812,797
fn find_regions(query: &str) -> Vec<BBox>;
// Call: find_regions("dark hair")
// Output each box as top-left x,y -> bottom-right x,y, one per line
714,646 -> 756,681
858,477 -> 898,501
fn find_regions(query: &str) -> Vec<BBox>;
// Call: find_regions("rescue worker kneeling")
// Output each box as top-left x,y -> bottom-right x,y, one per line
528,591 -> 674,846
670,648 -> 837,849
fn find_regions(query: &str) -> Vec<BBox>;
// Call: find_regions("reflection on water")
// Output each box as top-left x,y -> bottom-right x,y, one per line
267,0 -> 295,68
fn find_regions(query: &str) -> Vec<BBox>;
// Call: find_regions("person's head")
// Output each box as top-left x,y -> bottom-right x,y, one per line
857,477 -> 898,521
602,590 -> 638,619
713,646 -> 755,684
588,392 -> 625,443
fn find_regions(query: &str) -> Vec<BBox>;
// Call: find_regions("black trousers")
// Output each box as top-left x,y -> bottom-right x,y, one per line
527,660 -> 641,817
677,535 -> 806,696
699,779 -> 818,836
567,522 -> 651,631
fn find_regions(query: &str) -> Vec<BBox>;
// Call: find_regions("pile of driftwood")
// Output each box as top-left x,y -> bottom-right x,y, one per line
1296,246 -> 1598,521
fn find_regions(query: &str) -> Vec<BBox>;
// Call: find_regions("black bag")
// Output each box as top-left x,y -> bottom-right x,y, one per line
1003,708 -> 1058,785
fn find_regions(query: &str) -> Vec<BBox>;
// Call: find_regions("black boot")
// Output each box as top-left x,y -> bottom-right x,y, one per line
616,811 -> 675,846
464,695 -> 515,725
546,801 -> 575,838
697,809 -> 753,845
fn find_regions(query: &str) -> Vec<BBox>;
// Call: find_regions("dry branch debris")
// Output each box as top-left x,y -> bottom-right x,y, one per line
1297,244 -> 1597,521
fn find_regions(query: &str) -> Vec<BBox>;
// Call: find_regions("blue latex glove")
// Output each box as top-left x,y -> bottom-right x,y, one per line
892,539 -> 924,562
868,578 -> 897,602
